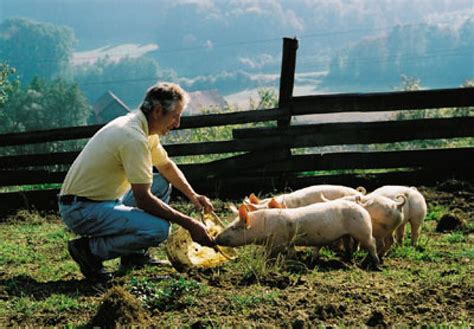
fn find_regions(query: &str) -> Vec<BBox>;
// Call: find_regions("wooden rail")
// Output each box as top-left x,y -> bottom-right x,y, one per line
0,107 -> 286,147
290,87 -> 474,114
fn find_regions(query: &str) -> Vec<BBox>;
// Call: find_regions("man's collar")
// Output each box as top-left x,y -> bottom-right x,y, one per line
135,110 -> 149,136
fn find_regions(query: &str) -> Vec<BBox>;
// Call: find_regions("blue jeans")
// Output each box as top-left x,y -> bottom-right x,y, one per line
58,173 -> 172,260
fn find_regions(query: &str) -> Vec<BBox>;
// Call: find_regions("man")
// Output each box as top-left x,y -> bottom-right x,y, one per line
58,82 -> 216,281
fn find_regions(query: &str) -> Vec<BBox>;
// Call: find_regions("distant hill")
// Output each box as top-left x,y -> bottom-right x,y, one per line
2,1 -> 472,97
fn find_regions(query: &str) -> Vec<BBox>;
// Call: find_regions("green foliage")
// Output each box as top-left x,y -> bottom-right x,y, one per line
3,294 -> 86,322
425,205 -> 449,222
390,238 -> 443,262
0,63 -> 19,105
442,231 -> 467,244
0,77 -> 91,133
0,77 -> 91,156
325,19 -> 474,90
228,291 -> 279,311
0,17 -> 77,84
127,277 -> 205,311
249,88 -> 279,110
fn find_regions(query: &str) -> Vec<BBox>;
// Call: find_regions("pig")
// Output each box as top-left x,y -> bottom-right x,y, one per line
366,186 -> 427,246
215,199 -> 380,268
336,194 -> 406,260
244,184 -> 366,209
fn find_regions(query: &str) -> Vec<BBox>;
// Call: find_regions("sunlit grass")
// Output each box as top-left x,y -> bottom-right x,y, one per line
426,204 -> 449,222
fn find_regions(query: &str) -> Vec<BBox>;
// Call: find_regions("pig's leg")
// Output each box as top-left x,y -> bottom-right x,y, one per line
358,237 -> 381,270
311,246 -> 321,263
410,218 -> 423,247
378,234 -> 395,259
376,238 -> 386,261
342,235 -> 355,263
394,223 -> 406,245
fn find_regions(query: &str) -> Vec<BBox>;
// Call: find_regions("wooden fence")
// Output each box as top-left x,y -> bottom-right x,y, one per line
1,37 -> 473,215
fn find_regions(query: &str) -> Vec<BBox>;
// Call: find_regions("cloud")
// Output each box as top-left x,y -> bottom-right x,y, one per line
239,53 -> 277,69
226,0 -> 305,31
173,0 -> 215,9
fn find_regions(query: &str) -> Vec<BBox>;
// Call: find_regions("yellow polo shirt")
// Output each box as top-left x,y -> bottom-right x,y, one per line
60,110 -> 170,200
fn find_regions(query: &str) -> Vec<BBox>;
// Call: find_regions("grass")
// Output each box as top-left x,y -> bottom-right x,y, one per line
0,192 -> 473,327
127,276 -> 207,311
0,183 -> 61,193
228,291 -> 279,311
426,204 -> 449,221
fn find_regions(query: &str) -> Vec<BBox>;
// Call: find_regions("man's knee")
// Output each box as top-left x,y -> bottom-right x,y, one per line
151,173 -> 172,203
140,220 -> 170,246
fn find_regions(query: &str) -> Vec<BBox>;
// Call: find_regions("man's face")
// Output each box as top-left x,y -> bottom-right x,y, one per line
155,103 -> 184,136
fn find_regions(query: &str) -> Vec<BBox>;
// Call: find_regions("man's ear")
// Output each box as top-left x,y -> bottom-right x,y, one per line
153,102 -> 164,117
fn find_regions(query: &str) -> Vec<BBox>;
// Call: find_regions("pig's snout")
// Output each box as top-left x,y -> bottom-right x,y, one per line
215,232 -> 231,246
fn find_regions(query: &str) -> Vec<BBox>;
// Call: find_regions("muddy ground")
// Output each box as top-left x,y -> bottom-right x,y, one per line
0,179 -> 473,327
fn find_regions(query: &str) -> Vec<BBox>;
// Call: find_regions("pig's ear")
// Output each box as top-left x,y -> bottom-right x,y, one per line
268,198 -> 283,209
249,193 -> 260,204
239,204 -> 251,228
229,203 -> 239,215
247,203 -> 258,212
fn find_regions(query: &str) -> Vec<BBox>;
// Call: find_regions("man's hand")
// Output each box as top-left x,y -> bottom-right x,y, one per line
191,194 -> 214,213
188,220 -> 216,247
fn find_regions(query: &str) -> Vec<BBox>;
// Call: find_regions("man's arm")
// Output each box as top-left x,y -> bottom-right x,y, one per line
157,160 -> 213,213
131,183 -> 215,247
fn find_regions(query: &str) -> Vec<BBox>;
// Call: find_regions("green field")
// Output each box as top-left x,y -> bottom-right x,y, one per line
0,184 -> 473,327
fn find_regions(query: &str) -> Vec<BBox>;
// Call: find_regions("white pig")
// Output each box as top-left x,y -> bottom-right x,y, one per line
244,185 -> 366,209
367,186 -> 427,246
215,199 -> 380,268
338,194 -> 406,259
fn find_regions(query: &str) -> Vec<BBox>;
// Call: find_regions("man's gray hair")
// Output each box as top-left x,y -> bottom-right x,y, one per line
140,82 -> 189,115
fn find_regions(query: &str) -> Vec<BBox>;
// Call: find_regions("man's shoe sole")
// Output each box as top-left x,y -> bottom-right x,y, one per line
68,240 -> 112,281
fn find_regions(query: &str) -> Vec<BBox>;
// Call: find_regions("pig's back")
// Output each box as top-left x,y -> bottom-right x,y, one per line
290,200 -> 367,245
370,185 -> 427,219
284,185 -> 360,208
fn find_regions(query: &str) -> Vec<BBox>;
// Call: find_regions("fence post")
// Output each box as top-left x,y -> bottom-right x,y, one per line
278,37 -> 298,127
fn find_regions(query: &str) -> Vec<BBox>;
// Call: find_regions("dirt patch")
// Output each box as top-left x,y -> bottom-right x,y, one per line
436,212 -> 466,232
88,286 -> 148,327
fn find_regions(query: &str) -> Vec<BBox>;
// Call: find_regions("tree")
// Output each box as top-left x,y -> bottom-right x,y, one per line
0,63 -> 19,105
0,77 -> 92,156
1,77 -> 91,133
0,18 -> 77,85
323,19 -> 472,91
